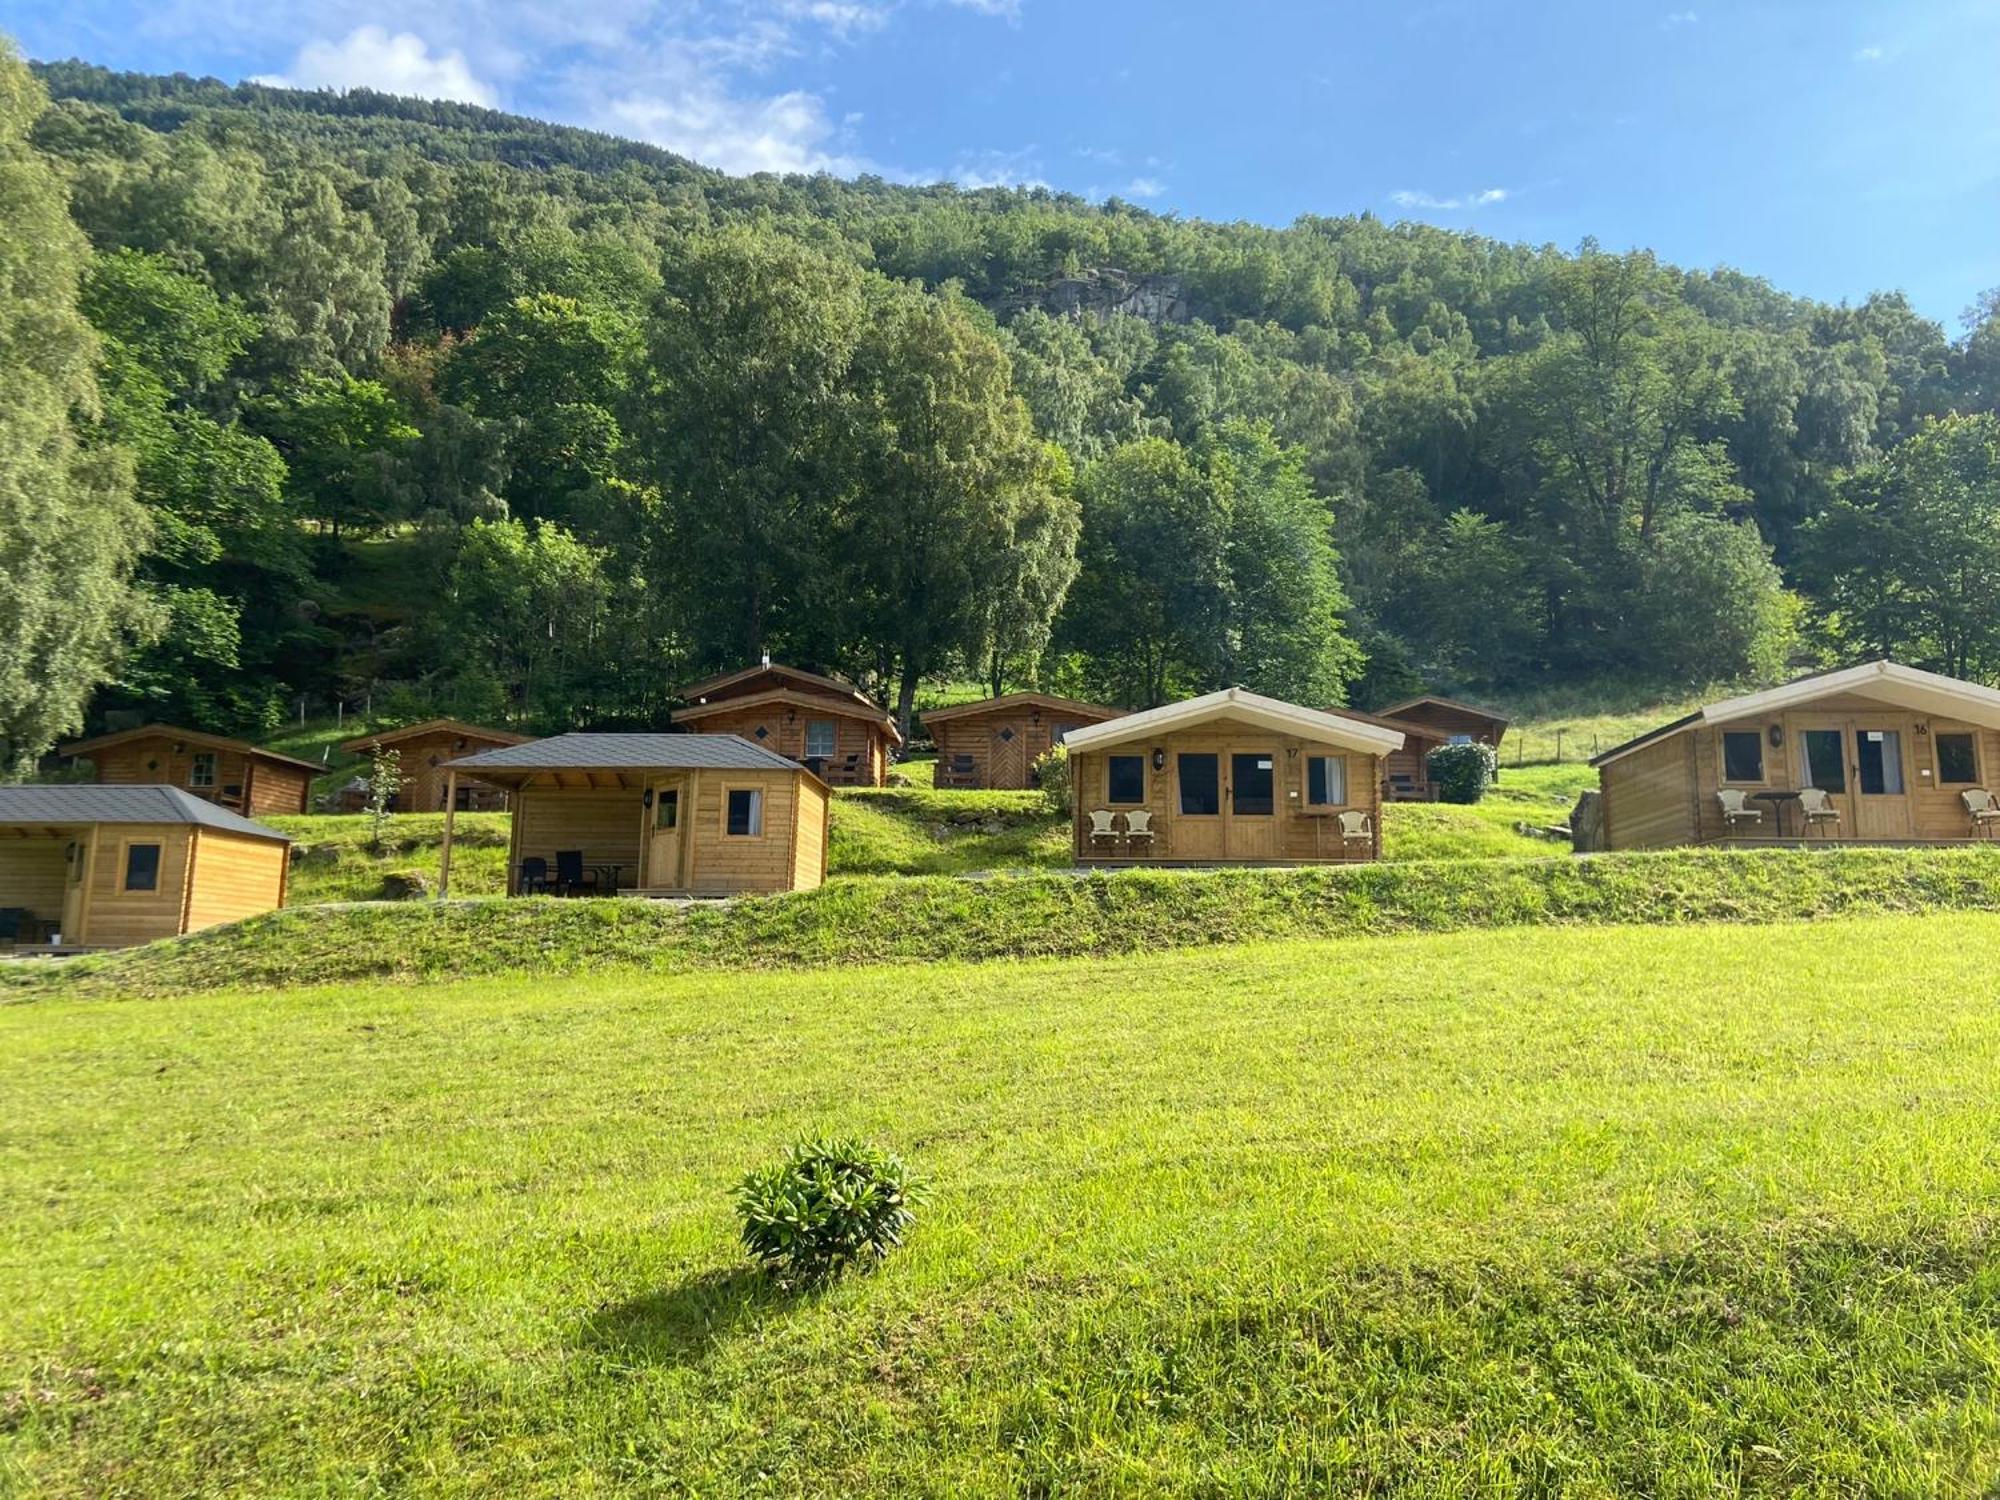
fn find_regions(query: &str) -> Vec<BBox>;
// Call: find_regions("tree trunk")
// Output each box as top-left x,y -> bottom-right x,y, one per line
896,661 -> 920,748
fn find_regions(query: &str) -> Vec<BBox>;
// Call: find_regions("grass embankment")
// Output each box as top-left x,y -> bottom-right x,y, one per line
7,916 -> 2000,1493
15,844 -> 2000,999
271,812 -> 513,903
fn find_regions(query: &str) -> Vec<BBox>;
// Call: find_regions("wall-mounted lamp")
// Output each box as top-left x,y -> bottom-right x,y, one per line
642,788 -> 654,810
1030,708 -> 1042,726
785,707 -> 797,725
1768,724 -> 1785,749
1151,748 -> 1166,772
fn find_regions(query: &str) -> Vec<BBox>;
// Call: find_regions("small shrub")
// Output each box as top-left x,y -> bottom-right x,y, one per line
1428,741 -> 1499,804
1032,743 -> 1071,817
735,1137 -> 925,1285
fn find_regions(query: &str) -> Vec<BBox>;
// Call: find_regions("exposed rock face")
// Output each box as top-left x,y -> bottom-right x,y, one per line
1569,790 -> 1606,854
1001,268 -> 1191,325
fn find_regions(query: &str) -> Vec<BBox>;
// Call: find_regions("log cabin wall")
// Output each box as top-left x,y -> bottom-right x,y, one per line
684,705 -> 888,785
1069,717 -> 1385,865
84,736 -> 313,815
383,731 -> 513,811
183,831 -> 289,932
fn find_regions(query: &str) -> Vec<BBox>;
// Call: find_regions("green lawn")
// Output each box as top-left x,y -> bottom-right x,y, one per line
6,915 -> 2000,1494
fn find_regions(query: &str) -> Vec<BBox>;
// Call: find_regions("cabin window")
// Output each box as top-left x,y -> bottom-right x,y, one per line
1802,730 -> 1847,794
725,788 -> 764,837
804,719 -> 836,759
123,842 -> 162,892
1447,734 -> 1474,746
1052,723 -> 1079,745
188,752 -> 217,788
1178,753 -> 1220,815
1107,755 -> 1146,804
1231,753 -> 1275,816
1307,755 -> 1348,806
1857,730 -> 1905,795
1721,730 -> 1765,784
655,788 -> 680,830
1937,732 -> 1980,785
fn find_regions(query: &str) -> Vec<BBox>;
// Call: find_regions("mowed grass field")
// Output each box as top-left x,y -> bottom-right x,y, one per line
7,915 -> 2000,1495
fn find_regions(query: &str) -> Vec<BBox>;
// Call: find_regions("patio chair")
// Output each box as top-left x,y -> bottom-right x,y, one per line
519,857 -> 552,895
1124,809 -> 1156,851
831,753 -> 863,786
554,850 -> 600,897
1336,810 -> 1374,855
0,907 -> 22,944
941,752 -> 979,789
1716,788 -> 1765,834
1798,787 -> 1841,837
1963,788 -> 2000,838
1087,809 -> 1120,851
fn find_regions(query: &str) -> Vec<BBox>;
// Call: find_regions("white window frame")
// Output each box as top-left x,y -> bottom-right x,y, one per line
803,719 -> 837,759
1306,754 -> 1348,807
723,786 -> 765,838
188,751 -> 217,789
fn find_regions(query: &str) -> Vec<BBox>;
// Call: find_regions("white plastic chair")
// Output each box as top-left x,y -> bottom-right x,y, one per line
1337,810 -> 1373,854
1799,786 -> 1841,837
1716,788 -> 1765,833
1087,809 -> 1119,849
1963,789 -> 2000,838
1124,809 -> 1156,850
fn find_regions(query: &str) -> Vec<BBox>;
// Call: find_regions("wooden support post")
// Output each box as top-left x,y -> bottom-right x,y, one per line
439,770 -> 457,900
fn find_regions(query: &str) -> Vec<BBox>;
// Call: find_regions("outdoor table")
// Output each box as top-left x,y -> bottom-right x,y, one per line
592,863 -> 625,893
1748,788 -> 1802,838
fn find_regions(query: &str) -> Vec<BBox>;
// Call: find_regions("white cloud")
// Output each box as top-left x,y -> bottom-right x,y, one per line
1854,43 -> 1887,61
949,146 -> 1048,189
945,0 -> 1023,18
1125,176 -> 1165,199
1390,186 -> 1508,211
1660,10 -> 1698,26
782,1 -> 893,35
603,87 -> 868,176
255,26 -> 496,105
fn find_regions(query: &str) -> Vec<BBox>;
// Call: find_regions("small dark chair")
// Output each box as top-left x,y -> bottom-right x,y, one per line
555,850 -> 600,897
830,753 -> 864,786
519,857 -> 551,895
0,907 -> 24,944
941,753 -> 979,789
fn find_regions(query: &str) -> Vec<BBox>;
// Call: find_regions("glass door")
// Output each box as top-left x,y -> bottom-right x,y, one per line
1174,753 -> 1223,859
1226,750 -> 1279,859
646,780 -> 685,888
1797,723 -> 1853,837
1851,724 -> 1913,838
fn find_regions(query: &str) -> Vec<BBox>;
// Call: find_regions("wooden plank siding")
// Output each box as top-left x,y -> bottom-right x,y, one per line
0,837 -> 68,932
1601,695 -> 2000,850
509,789 -> 644,894
184,831 -> 289,932
680,704 -> 889,786
83,737 -> 313,815
377,731 -> 513,811
71,822 -> 197,948
1069,716 -> 1385,865
925,703 -> 1120,789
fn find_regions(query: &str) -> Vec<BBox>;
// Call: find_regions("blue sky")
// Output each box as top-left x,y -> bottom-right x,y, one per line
8,0 -> 1998,325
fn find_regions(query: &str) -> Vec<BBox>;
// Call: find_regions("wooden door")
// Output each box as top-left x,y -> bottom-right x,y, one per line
989,724 -> 1026,788
1174,751 -> 1224,859
60,839 -> 87,942
1226,749 -> 1280,860
1796,721 -> 1854,835
1849,720 -> 1913,839
646,779 -> 686,888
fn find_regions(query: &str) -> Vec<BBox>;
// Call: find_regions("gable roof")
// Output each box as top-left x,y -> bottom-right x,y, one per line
671,687 -> 906,747
446,732 -> 810,775
1060,687 -> 1405,757
0,784 -> 291,842
919,691 -> 1125,728
678,661 -> 874,708
1374,695 -> 1511,734
1591,660 -> 2000,768
338,718 -> 530,755
58,722 -> 323,777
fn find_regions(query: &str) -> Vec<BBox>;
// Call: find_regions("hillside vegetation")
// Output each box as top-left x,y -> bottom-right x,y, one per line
10,46 -> 2000,779
15,845 -> 2000,999
7,916 -> 2000,1492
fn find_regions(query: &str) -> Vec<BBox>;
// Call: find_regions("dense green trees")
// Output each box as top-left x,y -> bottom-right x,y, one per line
0,46 -> 152,771
9,54 -> 2000,756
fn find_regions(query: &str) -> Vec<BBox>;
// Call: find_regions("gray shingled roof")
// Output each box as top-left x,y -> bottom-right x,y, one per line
446,732 -> 806,774
0,784 -> 292,841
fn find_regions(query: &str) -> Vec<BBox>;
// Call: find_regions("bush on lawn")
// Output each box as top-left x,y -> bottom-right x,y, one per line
736,1138 -> 924,1286
1032,743 -> 1071,817
1428,742 -> 1499,804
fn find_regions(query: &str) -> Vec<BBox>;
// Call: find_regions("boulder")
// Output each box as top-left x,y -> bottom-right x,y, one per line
1569,791 -> 1606,854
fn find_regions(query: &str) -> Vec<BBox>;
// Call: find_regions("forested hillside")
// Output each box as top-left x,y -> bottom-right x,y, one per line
5,45 -> 1999,770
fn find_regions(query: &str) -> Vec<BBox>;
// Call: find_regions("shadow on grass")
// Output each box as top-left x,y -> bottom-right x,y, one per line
581,1266 -> 808,1368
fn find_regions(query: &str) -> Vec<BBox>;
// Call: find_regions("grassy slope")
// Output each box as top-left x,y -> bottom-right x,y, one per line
6,916 -> 2000,1494
14,845 -> 2000,999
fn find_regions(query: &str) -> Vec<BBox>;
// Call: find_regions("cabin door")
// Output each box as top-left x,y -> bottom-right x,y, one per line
1796,721 -> 1855,836
988,724 -> 1026,788
60,838 -> 87,942
1226,749 -> 1280,860
646,779 -> 686,888
1849,721 -> 1914,839
1174,752 -> 1224,859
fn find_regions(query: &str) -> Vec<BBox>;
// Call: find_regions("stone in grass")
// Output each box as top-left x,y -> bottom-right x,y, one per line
380,869 -> 431,901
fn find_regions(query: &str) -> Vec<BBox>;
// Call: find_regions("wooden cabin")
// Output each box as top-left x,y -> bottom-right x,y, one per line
0,786 -> 290,951
670,662 -> 901,787
439,733 -> 830,898
338,719 -> 529,812
60,723 -> 318,816
1062,687 -> 1404,866
1370,695 -> 1511,802
921,692 -> 1125,789
1592,660 -> 2000,850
